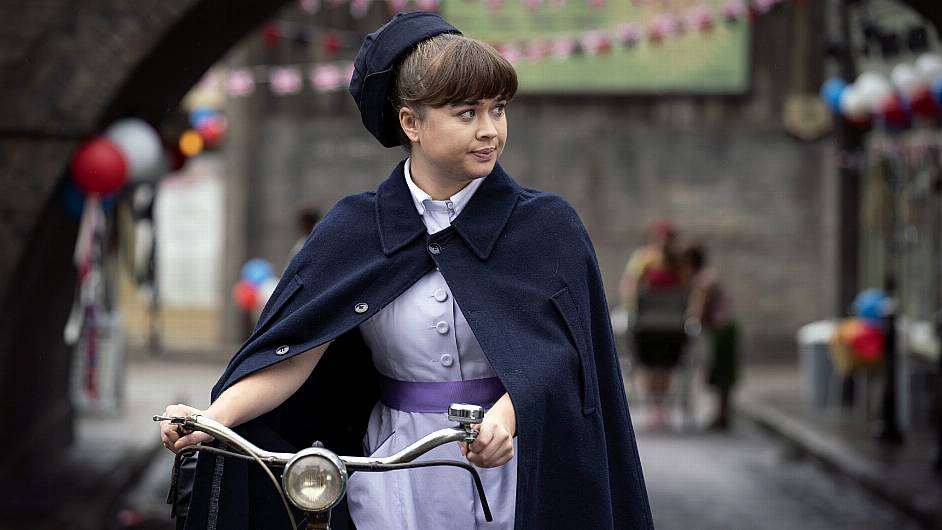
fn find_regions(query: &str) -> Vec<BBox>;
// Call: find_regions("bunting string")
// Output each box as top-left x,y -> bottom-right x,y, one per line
195,0 -> 793,99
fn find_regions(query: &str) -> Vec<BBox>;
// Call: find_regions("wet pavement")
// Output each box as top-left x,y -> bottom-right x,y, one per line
113,355 -> 929,530
638,424 -> 923,530
10,352 -> 931,530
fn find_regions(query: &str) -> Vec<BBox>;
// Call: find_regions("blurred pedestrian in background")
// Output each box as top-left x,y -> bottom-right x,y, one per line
288,206 -> 321,261
683,243 -> 739,431
620,219 -> 689,429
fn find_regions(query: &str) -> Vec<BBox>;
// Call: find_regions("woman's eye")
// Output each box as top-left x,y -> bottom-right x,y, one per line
459,109 -> 475,119
493,105 -> 506,116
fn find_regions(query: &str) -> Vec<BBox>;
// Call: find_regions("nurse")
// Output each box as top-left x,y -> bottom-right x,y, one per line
159,11 -> 653,530
161,12 -> 518,529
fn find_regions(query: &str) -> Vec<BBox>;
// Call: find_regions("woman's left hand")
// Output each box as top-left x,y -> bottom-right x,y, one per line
458,393 -> 515,468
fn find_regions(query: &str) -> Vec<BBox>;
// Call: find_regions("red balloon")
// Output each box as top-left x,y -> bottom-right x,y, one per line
164,141 -> 186,172
909,87 -> 940,118
232,280 -> 259,311
322,33 -> 341,58
849,321 -> 884,362
197,117 -> 225,147
879,94 -> 909,129
262,22 -> 281,49
70,138 -> 128,194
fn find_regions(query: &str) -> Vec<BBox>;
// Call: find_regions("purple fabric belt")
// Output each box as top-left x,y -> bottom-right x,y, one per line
378,374 -> 506,413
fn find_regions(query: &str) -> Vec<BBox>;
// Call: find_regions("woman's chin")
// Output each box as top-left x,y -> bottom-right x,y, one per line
467,160 -> 497,179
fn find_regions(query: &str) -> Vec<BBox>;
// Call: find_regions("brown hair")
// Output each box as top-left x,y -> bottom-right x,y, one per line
391,33 -> 518,149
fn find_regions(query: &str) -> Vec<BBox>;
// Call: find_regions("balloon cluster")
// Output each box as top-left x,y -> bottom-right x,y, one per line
828,288 -> 889,374
69,118 -> 174,197
233,259 -> 280,312
180,106 -> 228,157
832,318 -> 885,365
820,53 -> 942,130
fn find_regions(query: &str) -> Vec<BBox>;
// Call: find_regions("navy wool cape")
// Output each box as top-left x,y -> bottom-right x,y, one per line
184,161 -> 654,530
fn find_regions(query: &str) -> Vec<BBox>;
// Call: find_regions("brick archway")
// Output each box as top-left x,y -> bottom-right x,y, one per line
0,0 -> 289,491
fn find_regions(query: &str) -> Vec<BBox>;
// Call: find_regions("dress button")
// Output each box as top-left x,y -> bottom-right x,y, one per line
440,353 -> 454,367
428,243 -> 442,255
434,289 -> 448,302
435,321 -> 450,334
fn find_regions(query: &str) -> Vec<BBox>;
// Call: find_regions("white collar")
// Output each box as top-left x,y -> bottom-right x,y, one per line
404,158 -> 485,217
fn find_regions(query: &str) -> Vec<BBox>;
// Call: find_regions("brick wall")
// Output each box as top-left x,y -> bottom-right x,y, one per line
229,3 -> 834,359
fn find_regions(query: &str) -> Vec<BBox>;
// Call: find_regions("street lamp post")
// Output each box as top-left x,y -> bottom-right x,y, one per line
876,278 -> 903,444
876,153 -> 903,445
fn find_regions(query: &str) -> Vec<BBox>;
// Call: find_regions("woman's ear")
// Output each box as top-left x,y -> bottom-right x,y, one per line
399,106 -> 421,144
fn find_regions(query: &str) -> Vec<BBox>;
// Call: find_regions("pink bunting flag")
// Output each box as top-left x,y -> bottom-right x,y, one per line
656,15 -> 682,37
486,0 -> 505,9
497,43 -> 522,65
551,37 -> 576,60
310,64 -> 343,92
386,0 -> 408,12
416,0 -> 440,11
580,30 -> 611,55
586,0 -> 605,8
225,69 -> 255,97
298,0 -> 320,13
521,0 -> 543,11
615,23 -> 641,45
350,0 -> 370,18
687,6 -> 715,32
722,0 -> 749,20
270,67 -> 303,95
525,40 -> 550,62
196,72 -> 222,92
751,0 -> 777,13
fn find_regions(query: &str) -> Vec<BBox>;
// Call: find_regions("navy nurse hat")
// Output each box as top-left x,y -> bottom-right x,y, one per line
349,12 -> 462,148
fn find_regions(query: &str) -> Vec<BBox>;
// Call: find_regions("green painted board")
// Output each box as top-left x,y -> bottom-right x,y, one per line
441,0 -> 751,93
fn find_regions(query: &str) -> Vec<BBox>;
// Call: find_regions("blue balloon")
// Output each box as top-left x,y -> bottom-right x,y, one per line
853,288 -> 887,323
931,73 -> 942,105
820,78 -> 848,113
189,107 -> 217,129
59,176 -> 116,218
241,258 -> 274,286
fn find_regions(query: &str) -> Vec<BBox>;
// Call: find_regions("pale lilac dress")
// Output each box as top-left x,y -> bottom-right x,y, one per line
346,160 -> 517,529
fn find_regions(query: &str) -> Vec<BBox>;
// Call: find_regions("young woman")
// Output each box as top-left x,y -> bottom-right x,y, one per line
159,12 -> 653,530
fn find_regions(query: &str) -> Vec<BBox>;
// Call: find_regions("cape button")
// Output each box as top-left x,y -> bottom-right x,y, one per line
440,353 -> 454,367
435,321 -> 450,334
433,288 -> 448,302
354,302 -> 369,314
428,243 -> 442,255
275,345 -> 290,356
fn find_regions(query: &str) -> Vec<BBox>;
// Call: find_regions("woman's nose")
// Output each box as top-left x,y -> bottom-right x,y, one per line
477,117 -> 497,139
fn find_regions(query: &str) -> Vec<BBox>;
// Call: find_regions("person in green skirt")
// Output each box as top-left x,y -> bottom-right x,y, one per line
684,243 -> 740,431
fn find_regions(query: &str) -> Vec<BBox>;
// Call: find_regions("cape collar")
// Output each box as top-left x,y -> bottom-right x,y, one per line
375,159 -> 520,260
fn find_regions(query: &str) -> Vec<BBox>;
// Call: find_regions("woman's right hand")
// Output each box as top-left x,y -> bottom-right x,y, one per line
159,403 -> 214,453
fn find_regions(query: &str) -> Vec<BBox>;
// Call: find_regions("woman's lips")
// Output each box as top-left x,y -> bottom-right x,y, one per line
471,147 -> 495,161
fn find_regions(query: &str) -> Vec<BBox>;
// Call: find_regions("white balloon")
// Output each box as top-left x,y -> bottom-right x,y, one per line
890,63 -> 924,96
854,72 -> 893,111
105,118 -> 165,182
257,276 -> 281,310
840,84 -> 870,119
915,53 -> 942,82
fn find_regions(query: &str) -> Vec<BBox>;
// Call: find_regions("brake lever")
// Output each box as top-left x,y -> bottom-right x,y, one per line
153,415 -> 195,436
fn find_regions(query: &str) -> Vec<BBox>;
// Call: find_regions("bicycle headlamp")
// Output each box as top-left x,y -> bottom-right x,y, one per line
282,448 -> 348,512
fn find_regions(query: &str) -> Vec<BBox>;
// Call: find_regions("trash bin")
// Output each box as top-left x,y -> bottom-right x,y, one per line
797,320 -> 836,408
